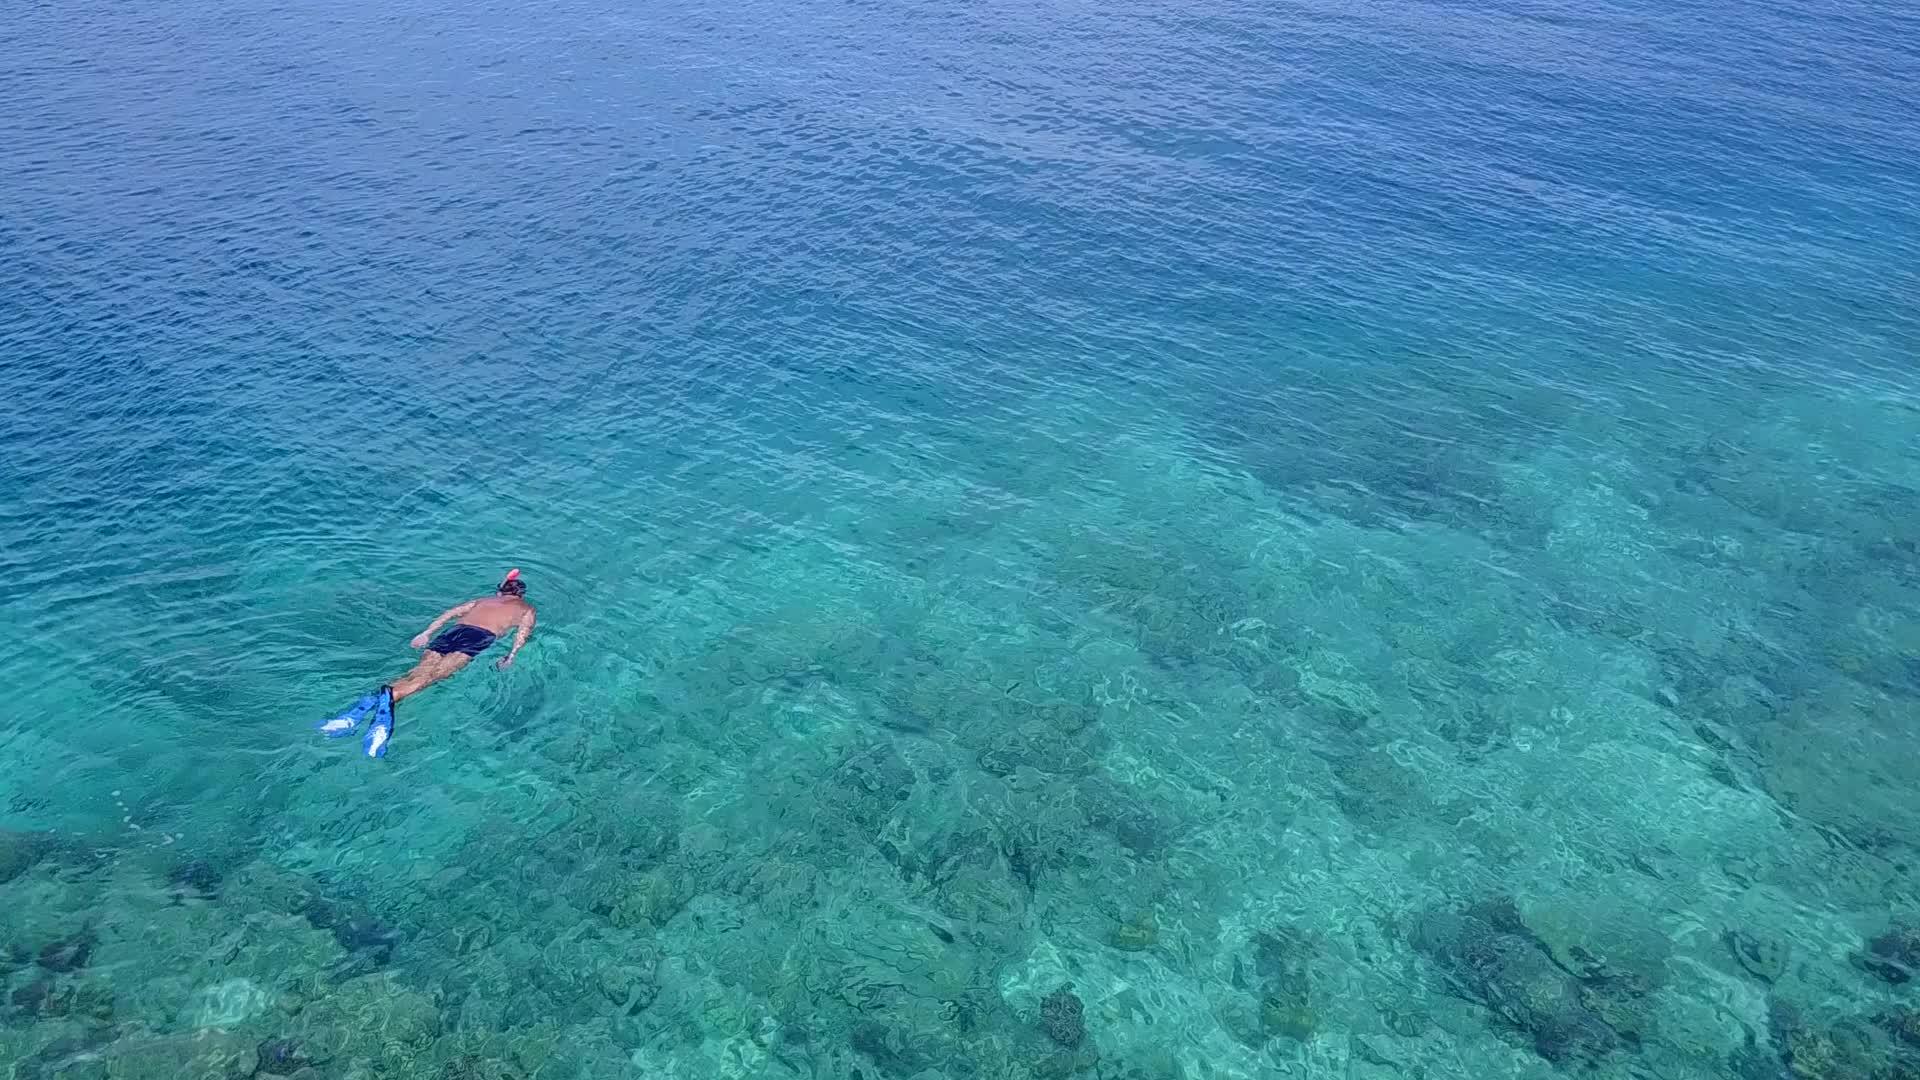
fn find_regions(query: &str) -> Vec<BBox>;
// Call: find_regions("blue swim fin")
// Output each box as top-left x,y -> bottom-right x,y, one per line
318,692 -> 379,738
363,687 -> 396,759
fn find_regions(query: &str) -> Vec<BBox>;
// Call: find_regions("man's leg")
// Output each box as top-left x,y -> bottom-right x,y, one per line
392,651 -> 473,702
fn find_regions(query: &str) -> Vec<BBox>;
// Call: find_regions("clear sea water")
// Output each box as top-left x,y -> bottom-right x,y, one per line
3,0 -> 1918,1077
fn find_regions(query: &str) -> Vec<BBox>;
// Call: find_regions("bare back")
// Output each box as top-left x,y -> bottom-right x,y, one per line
458,595 -> 534,634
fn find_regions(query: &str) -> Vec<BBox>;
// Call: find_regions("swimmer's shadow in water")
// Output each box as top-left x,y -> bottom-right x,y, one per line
296,891 -> 404,981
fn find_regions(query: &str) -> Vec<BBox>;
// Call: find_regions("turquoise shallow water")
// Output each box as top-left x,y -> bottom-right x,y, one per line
4,0 -> 1920,1077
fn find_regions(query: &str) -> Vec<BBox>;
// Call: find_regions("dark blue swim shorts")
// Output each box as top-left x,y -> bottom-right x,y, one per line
428,624 -> 497,657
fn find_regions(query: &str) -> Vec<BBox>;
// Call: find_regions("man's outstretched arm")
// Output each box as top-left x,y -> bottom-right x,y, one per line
497,608 -> 536,669
410,601 -> 478,649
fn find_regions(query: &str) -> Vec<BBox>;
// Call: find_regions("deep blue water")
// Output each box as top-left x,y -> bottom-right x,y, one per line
3,0 -> 1919,1077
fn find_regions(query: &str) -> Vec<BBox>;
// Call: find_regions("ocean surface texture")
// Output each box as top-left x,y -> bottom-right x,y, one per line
3,0 -> 1918,1077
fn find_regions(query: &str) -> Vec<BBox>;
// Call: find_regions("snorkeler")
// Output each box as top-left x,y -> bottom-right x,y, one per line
317,569 -> 537,758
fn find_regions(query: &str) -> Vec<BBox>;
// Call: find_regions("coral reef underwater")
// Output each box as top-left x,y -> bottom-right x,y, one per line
7,378 -> 1920,1080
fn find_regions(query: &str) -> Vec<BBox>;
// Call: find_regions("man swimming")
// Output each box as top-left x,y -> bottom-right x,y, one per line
318,569 -> 537,757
